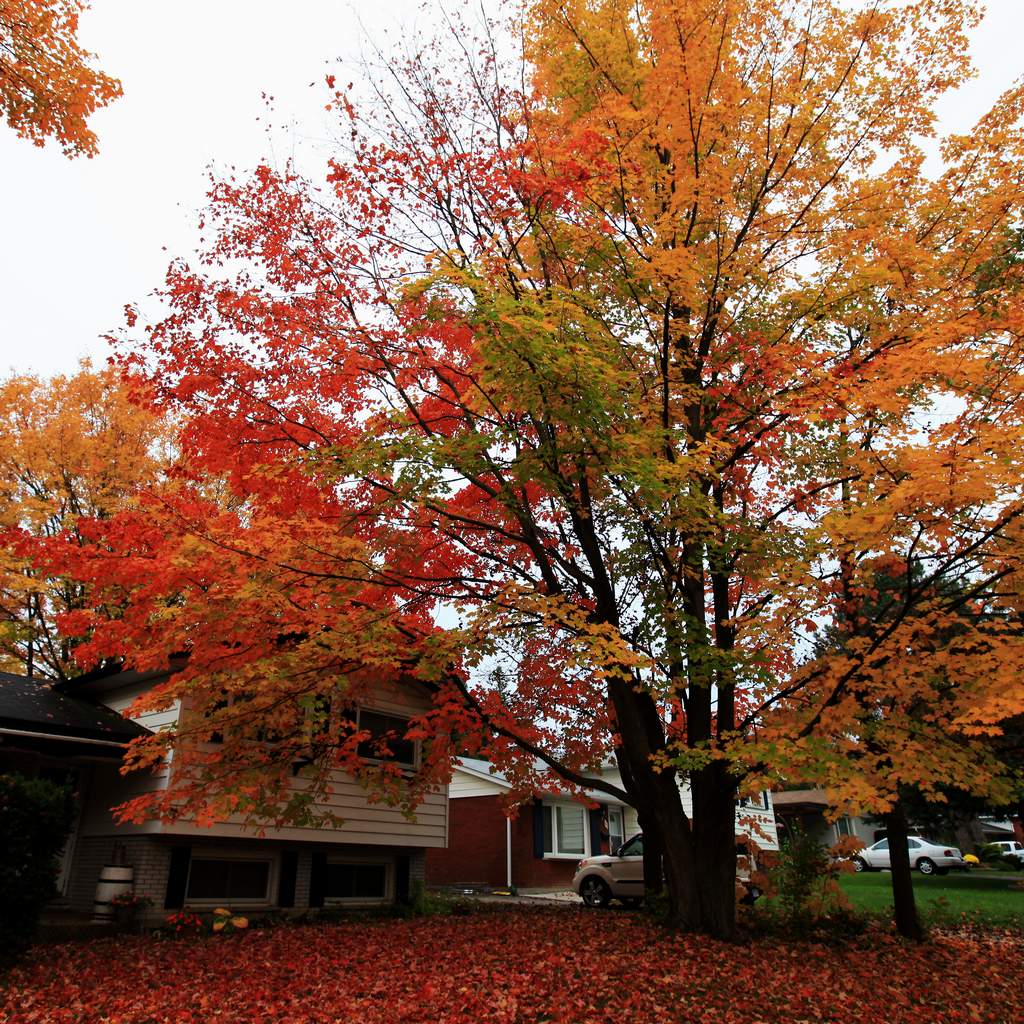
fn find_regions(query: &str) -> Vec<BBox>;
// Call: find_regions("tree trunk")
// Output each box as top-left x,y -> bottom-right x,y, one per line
637,809 -> 665,896
619,758 -> 737,938
885,802 -> 925,941
690,760 -> 738,939
608,675 -> 737,937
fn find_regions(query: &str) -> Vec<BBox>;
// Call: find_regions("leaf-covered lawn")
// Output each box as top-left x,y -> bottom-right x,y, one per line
2,907 -> 1022,1024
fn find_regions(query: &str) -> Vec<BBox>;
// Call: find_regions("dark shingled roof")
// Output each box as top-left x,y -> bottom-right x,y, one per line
0,671 -> 150,745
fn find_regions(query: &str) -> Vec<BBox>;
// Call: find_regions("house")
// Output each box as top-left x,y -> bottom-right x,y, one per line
771,788 -> 879,848
0,665 -> 448,923
770,788 -> 1024,852
425,757 -> 779,890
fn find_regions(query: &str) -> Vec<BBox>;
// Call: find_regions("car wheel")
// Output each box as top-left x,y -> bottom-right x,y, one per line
854,857 -> 869,873
579,876 -> 611,908
917,857 -> 936,876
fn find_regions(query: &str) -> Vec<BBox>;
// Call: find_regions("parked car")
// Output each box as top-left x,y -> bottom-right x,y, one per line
571,834 -> 762,908
853,836 -> 966,875
987,840 -> 1024,865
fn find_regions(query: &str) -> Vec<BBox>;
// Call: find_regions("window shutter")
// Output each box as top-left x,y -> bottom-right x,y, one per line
309,852 -> 326,908
164,846 -> 191,909
395,854 -> 410,905
588,807 -> 604,856
532,801 -> 545,858
277,850 -> 298,908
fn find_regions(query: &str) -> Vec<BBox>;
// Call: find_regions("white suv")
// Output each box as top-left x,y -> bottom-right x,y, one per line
854,836 -> 966,875
989,840 -> 1024,865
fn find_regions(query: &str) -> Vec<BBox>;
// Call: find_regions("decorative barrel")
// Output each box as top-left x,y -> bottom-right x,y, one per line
93,865 -> 134,921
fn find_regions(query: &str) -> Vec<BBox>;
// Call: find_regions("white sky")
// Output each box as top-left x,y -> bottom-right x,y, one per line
1,0 -> 1022,379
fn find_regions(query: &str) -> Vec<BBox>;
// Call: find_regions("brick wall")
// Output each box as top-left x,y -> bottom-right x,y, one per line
65,835 -> 172,920
425,795 -> 508,887
509,813 -> 579,889
425,796 -> 585,890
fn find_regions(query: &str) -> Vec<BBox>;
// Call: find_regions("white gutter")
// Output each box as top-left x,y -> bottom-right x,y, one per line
506,817 -> 513,889
0,726 -> 128,748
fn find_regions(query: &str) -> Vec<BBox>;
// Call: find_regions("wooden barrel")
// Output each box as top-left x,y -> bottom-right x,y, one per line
93,865 -> 134,921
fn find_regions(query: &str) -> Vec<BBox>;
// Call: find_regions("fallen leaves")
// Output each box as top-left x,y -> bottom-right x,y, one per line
1,907 -> 1021,1024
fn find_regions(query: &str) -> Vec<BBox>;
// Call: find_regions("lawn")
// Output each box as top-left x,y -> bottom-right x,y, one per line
838,870 -> 1024,927
2,907 -> 1022,1024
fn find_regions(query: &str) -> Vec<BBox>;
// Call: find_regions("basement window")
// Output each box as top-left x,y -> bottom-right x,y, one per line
324,860 -> 391,902
186,857 -> 272,903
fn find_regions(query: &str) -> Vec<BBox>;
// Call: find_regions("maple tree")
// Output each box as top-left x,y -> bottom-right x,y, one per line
0,0 -> 120,157
2,908 -> 1023,1023
785,572 -> 1024,939
49,0 -> 1024,938
0,364 -> 170,678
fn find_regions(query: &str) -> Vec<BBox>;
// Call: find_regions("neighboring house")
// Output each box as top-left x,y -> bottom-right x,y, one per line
425,757 -> 779,890
0,665 -> 447,923
771,788 -> 879,848
771,789 -> 1024,852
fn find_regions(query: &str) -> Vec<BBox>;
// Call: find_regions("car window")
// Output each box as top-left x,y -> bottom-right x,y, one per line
618,835 -> 644,857
907,839 -> 921,849
873,839 -> 889,851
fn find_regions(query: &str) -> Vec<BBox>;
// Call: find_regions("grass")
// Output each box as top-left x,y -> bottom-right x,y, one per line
838,869 -> 1024,927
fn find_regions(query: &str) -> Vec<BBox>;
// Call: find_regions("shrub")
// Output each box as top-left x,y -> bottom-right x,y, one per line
759,824 -> 862,937
0,773 -> 76,969
978,843 -> 1021,871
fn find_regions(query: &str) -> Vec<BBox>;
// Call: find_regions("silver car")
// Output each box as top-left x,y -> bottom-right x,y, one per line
854,836 -> 966,875
572,834 -> 762,907
573,834 -> 646,907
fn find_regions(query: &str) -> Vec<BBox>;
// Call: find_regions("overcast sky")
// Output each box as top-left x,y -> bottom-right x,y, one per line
2,0 -> 1023,379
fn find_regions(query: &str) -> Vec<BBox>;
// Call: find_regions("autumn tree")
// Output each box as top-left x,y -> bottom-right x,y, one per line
0,364 -> 170,678
0,0 -> 120,157
787,567 -> 1024,939
53,0 -> 1024,937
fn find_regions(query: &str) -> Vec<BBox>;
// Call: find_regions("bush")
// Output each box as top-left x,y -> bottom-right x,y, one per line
978,843 -> 1022,871
758,824 -> 862,937
0,773 -> 76,969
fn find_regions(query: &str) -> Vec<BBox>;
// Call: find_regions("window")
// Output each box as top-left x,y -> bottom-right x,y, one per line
738,792 -> 771,810
607,807 -> 625,853
324,860 -> 390,902
540,802 -> 589,857
356,709 -> 417,768
835,817 -> 853,838
556,805 -> 586,855
907,839 -> 921,850
618,835 -> 644,858
186,858 -> 271,902
873,839 -> 889,851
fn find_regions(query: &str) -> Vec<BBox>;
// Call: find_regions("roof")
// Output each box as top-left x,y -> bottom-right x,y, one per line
453,756 -> 626,804
0,671 -> 150,747
771,788 -> 829,813
53,657 -> 183,696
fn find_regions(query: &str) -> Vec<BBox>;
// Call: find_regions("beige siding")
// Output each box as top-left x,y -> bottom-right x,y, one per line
102,681 -> 180,736
450,768 -> 509,799
78,762 -> 166,836
163,774 -> 448,848
86,675 -> 448,849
